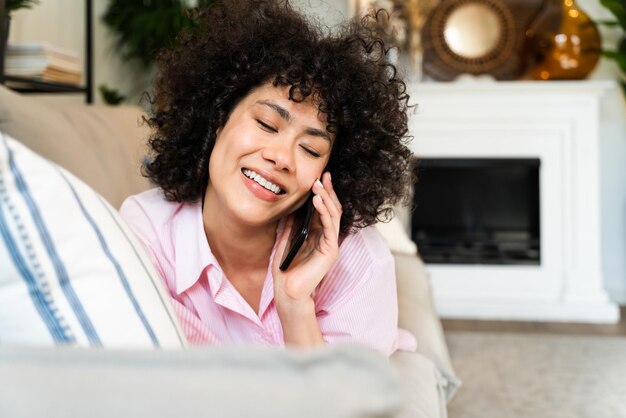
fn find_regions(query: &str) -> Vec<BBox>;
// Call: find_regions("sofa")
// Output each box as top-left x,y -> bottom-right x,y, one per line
0,85 -> 460,418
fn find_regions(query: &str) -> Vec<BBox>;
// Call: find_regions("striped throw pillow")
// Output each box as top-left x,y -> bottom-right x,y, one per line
0,133 -> 186,348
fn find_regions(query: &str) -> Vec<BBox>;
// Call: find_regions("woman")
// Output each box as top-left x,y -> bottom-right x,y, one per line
120,0 -> 416,355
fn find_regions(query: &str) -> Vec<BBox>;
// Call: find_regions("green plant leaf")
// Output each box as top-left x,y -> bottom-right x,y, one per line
596,20 -> 621,27
101,0 -> 214,68
602,50 -> 626,73
98,84 -> 126,105
600,0 -> 626,30
6,0 -> 40,14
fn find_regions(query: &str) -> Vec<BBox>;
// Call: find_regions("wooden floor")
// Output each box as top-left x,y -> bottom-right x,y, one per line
441,306 -> 626,336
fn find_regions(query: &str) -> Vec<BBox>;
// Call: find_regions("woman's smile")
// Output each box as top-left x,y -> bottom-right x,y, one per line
241,168 -> 286,201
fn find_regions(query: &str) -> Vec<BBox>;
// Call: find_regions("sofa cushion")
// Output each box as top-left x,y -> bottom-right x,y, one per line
0,134 -> 185,348
0,85 -> 151,208
0,344 -> 404,418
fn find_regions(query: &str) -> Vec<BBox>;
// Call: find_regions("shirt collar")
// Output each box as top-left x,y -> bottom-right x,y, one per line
174,201 -> 217,295
173,204 -> 288,297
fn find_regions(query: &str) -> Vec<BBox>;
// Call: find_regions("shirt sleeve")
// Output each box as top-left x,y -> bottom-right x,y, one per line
315,232 -> 402,356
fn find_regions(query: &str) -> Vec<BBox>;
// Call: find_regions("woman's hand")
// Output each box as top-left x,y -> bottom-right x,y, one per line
272,171 -> 342,310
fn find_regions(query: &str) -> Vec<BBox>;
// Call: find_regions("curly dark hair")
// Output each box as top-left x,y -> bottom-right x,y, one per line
144,0 -> 416,235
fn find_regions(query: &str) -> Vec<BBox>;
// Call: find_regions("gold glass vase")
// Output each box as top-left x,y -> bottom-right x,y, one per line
527,0 -> 601,80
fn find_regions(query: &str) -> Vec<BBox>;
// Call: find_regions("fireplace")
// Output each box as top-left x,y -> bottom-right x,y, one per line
403,81 -> 620,323
412,158 -> 540,265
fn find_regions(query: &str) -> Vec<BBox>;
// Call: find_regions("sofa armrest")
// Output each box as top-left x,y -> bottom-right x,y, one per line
394,253 -> 461,401
391,351 -> 451,418
0,345 -> 403,418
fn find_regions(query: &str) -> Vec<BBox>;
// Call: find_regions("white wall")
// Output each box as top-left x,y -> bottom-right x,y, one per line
601,86 -> 626,304
291,0 -> 349,27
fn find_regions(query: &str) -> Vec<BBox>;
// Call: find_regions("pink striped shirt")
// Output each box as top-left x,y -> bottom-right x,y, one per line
119,188 -> 417,355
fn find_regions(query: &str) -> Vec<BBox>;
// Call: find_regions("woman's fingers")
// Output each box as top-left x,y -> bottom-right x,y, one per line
312,178 -> 341,249
313,176 -> 341,221
322,172 -> 342,215
311,194 -> 338,245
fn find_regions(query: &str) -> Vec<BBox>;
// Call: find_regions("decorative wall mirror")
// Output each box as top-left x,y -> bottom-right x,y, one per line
444,4 -> 503,59
422,0 -> 547,81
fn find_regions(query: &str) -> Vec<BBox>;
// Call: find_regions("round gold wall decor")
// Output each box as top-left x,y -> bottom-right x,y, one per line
422,0 -> 544,80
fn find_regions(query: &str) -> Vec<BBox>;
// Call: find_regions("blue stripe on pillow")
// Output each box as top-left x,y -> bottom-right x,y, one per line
0,196 -> 73,343
99,195 -> 186,346
57,169 -> 161,347
2,136 -> 101,346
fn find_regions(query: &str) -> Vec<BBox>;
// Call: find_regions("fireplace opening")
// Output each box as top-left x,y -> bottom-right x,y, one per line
411,158 -> 541,265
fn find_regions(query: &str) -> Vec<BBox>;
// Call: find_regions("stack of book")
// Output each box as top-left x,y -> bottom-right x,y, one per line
5,42 -> 82,85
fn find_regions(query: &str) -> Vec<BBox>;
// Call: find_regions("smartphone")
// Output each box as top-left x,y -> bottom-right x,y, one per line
279,194 -> 315,271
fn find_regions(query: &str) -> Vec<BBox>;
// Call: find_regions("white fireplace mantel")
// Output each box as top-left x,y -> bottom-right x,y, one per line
407,80 -> 624,323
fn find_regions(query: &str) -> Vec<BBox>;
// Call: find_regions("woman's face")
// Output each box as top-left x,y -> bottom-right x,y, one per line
205,82 -> 333,228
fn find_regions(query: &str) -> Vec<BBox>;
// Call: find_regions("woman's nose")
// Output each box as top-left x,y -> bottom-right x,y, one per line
262,138 -> 295,172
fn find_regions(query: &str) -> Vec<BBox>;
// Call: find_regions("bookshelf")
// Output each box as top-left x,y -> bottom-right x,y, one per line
0,0 -> 93,103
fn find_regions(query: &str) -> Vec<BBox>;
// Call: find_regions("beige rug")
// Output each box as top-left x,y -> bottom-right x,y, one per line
445,332 -> 626,418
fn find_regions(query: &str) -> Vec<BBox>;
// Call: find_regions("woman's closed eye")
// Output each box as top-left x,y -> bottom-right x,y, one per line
256,119 -> 277,133
300,145 -> 321,158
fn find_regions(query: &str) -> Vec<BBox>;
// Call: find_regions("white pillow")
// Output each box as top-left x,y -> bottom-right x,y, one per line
0,133 -> 186,349
375,217 -> 418,256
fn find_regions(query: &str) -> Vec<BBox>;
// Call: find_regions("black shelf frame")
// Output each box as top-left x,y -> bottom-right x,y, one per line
0,0 -> 93,103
